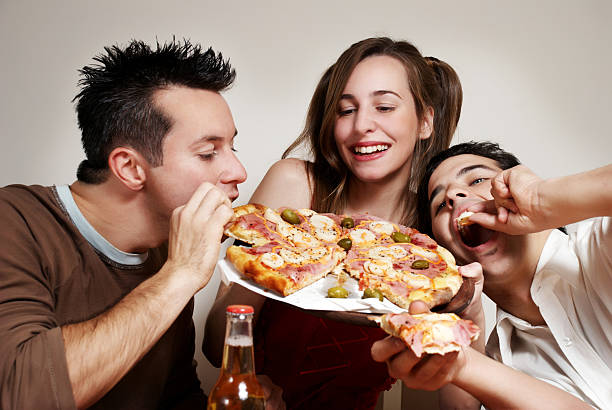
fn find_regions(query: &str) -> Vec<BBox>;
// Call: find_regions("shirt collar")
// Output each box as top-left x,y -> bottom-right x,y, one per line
55,184 -> 148,266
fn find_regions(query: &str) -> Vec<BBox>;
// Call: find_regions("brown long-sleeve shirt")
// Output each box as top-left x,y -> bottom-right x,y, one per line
0,185 -> 205,409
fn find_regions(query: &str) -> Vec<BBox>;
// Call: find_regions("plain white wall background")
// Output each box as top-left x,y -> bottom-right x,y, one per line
1,0 -> 610,407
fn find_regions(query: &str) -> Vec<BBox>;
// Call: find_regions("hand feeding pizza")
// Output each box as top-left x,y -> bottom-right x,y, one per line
224,204 -> 462,310
373,312 -> 480,357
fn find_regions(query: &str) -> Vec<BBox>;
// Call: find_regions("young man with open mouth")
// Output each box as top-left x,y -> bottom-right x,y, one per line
371,141 -> 611,409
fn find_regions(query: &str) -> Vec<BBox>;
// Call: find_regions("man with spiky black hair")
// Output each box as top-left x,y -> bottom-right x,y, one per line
0,39 -> 247,408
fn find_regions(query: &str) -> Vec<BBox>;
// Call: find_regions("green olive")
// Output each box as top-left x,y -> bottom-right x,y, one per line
391,231 -> 411,243
411,259 -> 430,270
337,238 -> 352,251
340,217 -> 355,229
362,288 -> 384,301
327,286 -> 349,298
281,209 -> 301,225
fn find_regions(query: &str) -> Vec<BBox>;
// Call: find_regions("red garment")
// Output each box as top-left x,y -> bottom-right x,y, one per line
255,300 -> 394,410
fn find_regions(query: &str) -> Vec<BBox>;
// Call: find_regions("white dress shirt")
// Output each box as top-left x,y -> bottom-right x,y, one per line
486,217 -> 612,409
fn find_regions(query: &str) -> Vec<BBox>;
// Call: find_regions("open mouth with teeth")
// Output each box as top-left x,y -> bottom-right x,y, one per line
352,144 -> 389,155
458,223 -> 495,248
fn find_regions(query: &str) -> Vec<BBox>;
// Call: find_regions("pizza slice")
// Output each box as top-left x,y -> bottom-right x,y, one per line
345,241 -> 462,309
226,242 -> 345,296
374,312 -> 480,357
226,204 -> 323,248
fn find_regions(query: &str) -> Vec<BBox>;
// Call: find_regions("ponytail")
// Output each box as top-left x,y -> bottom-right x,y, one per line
425,56 -> 463,152
408,56 -> 463,197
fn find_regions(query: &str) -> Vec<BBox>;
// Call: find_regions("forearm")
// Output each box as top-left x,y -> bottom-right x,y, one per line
62,264 -> 198,408
203,282 -> 265,367
539,164 -> 612,227
454,348 -> 590,409
438,307 -> 484,410
439,384 -> 480,410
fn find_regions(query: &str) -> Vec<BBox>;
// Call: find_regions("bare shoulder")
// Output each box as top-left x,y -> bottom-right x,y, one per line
250,158 -> 313,209
265,158 -> 310,184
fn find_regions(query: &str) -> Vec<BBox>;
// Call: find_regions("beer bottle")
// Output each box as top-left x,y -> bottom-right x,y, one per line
207,305 -> 265,410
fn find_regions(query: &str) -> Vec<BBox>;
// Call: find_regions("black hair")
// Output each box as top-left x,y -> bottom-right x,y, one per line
416,141 -> 521,235
73,38 -> 235,183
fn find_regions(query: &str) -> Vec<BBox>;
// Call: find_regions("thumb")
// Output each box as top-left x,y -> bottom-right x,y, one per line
408,300 -> 430,315
458,262 -> 483,282
458,262 -> 484,303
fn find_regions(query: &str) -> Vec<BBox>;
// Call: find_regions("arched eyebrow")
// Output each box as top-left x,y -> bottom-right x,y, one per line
339,90 -> 403,100
428,164 -> 499,205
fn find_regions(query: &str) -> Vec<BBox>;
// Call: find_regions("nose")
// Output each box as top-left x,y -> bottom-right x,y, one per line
220,151 -> 247,185
355,107 -> 376,135
445,184 -> 467,209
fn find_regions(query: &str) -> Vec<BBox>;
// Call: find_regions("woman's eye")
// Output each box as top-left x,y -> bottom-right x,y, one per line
339,108 -> 356,116
377,105 -> 395,113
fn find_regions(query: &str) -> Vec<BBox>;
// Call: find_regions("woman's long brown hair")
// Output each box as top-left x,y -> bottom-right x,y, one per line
283,37 -> 462,226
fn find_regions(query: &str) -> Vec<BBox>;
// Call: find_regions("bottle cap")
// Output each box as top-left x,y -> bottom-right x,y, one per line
227,305 -> 254,314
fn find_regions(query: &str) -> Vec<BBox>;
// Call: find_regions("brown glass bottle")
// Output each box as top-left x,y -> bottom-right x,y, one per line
207,305 -> 265,410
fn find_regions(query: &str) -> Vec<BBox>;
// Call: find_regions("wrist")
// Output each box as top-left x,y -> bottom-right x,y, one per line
461,297 -> 485,326
158,262 -> 202,296
454,346 -> 476,387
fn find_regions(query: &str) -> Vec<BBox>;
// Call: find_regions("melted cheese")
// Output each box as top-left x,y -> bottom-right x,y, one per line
297,208 -> 316,217
279,248 -> 305,264
364,258 -> 393,275
278,246 -> 328,265
368,221 -> 395,236
400,272 -> 432,289
277,223 -> 320,247
264,208 -> 284,225
309,214 -> 339,242
260,252 -> 285,268
426,322 -> 455,345
368,245 -> 408,260
349,228 -> 377,246
433,272 -> 462,294
410,246 -> 439,262
303,247 -> 327,261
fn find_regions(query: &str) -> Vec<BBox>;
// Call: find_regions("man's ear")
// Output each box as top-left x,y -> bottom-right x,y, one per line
419,106 -> 434,140
107,147 -> 147,191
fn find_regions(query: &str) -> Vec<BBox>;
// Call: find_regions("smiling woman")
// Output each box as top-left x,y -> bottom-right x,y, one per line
204,37 -> 464,409
333,56 -> 425,186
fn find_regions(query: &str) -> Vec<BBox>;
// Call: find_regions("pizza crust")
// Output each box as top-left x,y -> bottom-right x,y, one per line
227,245 -> 299,295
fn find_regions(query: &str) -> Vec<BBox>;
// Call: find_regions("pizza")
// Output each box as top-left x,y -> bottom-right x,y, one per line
225,204 -> 346,296
224,204 -> 462,310
456,211 -> 474,229
374,312 -> 480,357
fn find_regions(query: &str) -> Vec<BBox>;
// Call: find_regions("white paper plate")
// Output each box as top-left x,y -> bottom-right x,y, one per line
218,258 -> 406,314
